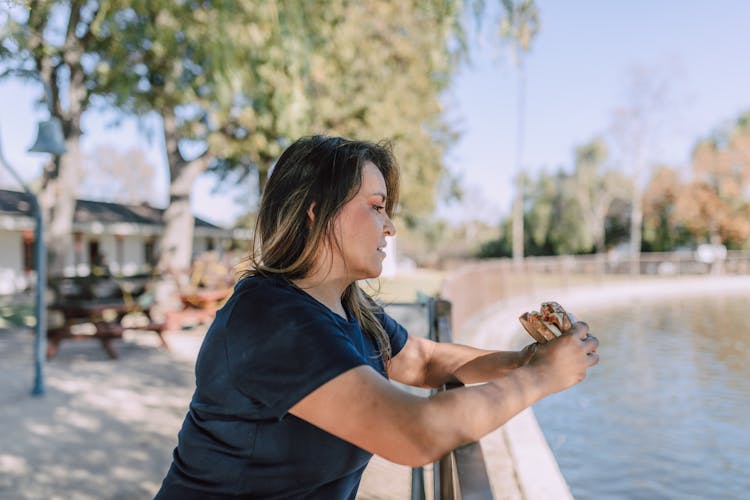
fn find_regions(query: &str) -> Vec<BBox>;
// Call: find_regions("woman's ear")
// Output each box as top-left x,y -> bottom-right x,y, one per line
307,202 -> 316,224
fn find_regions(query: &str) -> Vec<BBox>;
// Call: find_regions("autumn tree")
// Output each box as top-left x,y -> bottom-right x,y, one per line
675,120 -> 750,248
641,165 -> 690,251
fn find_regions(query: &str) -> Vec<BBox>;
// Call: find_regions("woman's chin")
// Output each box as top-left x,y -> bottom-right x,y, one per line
362,265 -> 383,280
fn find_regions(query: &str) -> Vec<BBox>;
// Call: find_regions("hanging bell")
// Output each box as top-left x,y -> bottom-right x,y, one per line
28,118 -> 67,155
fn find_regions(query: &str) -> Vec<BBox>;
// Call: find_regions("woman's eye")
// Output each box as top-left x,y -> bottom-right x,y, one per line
373,205 -> 385,213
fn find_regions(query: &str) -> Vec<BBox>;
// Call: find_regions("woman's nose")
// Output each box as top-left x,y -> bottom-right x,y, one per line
384,216 -> 396,237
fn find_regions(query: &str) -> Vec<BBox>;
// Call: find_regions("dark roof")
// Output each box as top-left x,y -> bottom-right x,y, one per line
0,189 -> 221,229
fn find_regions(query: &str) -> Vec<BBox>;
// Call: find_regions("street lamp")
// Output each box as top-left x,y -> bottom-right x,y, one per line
0,109 -> 66,396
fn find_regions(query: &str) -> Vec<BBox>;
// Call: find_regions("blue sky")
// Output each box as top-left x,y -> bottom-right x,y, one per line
1,0 -> 749,227
447,0 -> 750,223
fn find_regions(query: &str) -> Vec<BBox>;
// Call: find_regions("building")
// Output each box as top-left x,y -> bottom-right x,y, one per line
0,189 -> 250,294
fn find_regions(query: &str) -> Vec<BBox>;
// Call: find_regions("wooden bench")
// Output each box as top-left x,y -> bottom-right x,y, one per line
162,287 -> 232,331
47,276 -> 168,359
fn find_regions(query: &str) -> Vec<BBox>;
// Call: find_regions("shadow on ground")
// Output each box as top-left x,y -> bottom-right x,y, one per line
0,327 -> 204,500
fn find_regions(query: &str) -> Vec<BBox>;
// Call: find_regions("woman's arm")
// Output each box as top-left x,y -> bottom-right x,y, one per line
289,323 -> 598,467
387,334 -> 536,388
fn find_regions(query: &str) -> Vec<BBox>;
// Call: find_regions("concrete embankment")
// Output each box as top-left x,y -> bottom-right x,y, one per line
457,274 -> 750,499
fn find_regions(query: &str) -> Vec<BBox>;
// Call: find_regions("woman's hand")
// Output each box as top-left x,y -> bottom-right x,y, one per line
525,321 -> 599,394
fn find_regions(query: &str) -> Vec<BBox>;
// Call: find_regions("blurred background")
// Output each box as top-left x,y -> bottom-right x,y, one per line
1,0 -> 748,279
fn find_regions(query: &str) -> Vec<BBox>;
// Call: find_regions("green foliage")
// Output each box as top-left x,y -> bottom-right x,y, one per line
569,138 -> 631,253
499,0 -> 540,53
477,138 -> 634,258
296,1 -> 463,217
87,1 -> 466,220
476,235 -> 511,258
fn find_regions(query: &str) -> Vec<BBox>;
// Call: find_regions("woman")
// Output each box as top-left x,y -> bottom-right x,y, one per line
155,135 -> 599,499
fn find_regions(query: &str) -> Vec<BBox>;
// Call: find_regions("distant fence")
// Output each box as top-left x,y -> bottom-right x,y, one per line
441,251 -> 750,336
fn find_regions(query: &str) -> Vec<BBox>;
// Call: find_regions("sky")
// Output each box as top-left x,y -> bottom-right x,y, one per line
1,0 -> 749,228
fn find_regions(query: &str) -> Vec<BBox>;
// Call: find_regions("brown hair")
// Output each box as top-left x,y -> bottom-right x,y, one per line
239,135 -> 400,364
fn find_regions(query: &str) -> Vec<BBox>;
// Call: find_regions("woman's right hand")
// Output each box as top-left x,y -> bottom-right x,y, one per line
526,321 -> 599,395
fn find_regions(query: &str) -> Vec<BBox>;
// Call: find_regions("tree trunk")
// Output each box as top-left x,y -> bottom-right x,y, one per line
153,109 -> 210,312
512,60 -> 526,267
512,181 -> 524,264
156,162 -> 206,277
593,197 -> 612,255
594,220 -> 606,255
629,185 -> 643,276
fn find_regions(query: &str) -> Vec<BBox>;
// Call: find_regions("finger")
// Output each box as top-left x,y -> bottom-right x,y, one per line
583,334 -> 599,353
567,321 -> 589,339
586,351 -> 600,367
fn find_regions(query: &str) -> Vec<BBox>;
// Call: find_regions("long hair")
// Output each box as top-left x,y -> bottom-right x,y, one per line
239,135 -> 400,364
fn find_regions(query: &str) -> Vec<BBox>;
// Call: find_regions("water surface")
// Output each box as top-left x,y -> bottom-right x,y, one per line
534,295 -> 750,499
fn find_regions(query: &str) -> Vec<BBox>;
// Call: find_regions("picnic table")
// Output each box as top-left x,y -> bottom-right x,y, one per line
162,287 -> 232,332
46,276 -> 168,359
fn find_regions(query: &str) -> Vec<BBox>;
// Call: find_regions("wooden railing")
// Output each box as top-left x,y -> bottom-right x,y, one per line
385,298 -> 494,500
432,299 -> 493,500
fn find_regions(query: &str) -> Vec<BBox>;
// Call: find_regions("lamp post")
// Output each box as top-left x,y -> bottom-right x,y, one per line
0,111 -> 66,396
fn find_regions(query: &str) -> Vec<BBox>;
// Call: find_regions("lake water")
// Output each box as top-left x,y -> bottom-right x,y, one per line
533,294 -> 750,500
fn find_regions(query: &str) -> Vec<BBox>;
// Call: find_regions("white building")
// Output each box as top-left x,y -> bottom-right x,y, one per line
0,189 -> 250,294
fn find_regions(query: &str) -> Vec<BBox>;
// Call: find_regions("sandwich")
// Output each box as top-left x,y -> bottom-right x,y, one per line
519,301 -> 577,344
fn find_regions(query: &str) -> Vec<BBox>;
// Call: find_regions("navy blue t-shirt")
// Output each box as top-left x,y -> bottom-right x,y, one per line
155,274 -> 408,499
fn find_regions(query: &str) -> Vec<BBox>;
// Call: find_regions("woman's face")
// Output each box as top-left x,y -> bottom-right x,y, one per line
329,161 -> 396,281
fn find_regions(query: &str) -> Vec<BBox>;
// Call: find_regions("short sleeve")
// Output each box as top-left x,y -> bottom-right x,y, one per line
222,292 -> 367,419
375,308 -> 408,357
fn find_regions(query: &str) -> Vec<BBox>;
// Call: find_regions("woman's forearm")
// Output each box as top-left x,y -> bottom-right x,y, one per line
412,366 -> 547,464
424,342 -> 524,387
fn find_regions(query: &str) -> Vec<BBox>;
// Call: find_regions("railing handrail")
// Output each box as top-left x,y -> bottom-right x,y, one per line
433,299 -> 493,500
384,298 -> 495,499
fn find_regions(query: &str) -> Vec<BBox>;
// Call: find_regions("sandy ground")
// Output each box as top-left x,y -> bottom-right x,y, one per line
0,327 -> 205,500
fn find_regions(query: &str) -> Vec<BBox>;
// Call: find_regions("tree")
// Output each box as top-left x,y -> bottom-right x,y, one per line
524,168 -> 587,255
479,166 -> 584,257
0,0 -> 129,276
609,66 -> 676,274
78,144 -> 157,205
675,123 -> 750,248
91,0 -> 471,306
570,138 -> 630,254
641,165 -> 690,251
292,1 -> 466,221
499,0 -> 539,265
